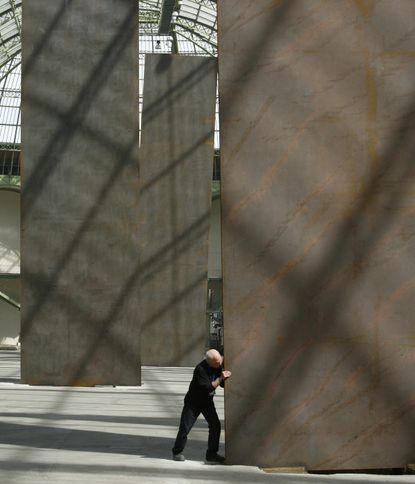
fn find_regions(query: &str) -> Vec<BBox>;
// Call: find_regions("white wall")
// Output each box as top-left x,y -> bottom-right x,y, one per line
0,190 -> 20,346
0,299 -> 19,346
0,190 -> 20,274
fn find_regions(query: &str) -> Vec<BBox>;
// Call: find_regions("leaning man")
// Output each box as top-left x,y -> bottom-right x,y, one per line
172,349 -> 231,463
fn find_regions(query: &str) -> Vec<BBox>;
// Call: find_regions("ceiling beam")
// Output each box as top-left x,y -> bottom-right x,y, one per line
158,0 -> 176,34
0,289 -> 20,310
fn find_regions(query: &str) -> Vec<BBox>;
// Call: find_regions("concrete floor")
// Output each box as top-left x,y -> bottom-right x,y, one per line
0,350 -> 413,484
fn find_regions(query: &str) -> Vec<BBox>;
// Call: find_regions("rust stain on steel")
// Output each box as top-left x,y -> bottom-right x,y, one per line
381,50 -> 415,58
220,0 -> 415,471
364,48 -> 379,171
69,378 -> 100,387
229,209 -> 344,317
262,348 -> 356,456
316,398 -> 415,470
224,113 -> 313,223
353,0 -> 376,19
219,1 -> 285,39
226,96 -> 276,167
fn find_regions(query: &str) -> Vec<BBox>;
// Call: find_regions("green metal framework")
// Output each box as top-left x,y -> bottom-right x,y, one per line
0,173 -> 19,190
0,0 -> 21,72
140,0 -> 217,55
0,288 -> 20,310
0,0 -> 21,155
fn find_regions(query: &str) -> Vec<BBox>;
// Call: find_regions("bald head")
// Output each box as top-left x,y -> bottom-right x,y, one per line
205,349 -> 223,369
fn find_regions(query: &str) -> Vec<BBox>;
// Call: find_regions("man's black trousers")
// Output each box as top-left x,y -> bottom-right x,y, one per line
172,397 -> 221,456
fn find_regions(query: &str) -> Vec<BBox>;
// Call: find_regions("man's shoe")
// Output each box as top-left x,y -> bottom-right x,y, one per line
205,452 -> 225,464
172,453 -> 185,462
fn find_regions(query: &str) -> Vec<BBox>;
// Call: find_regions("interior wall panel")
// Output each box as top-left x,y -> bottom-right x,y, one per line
219,0 -> 415,470
140,54 -> 217,366
21,0 -> 141,385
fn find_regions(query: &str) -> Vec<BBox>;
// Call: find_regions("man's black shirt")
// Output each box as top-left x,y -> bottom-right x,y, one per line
185,359 -> 224,404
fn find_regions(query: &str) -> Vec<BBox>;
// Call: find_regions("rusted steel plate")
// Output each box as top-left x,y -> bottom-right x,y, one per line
21,0 -> 141,385
139,55 -> 217,366
219,0 -> 415,470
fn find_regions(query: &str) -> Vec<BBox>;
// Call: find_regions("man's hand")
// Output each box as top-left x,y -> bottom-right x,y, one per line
212,370 -> 232,390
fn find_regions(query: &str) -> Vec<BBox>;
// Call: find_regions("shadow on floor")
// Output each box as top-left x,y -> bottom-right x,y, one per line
0,377 -> 20,383
0,420 -> 207,461
0,411 -> 214,428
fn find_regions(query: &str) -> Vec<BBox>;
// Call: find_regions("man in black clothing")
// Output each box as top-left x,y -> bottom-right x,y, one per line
172,349 -> 232,463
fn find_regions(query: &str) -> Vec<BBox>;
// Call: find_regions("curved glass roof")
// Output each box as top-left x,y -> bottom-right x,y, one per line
0,1 -> 218,151
140,0 -> 216,55
0,0 -> 21,149
0,0 -> 21,70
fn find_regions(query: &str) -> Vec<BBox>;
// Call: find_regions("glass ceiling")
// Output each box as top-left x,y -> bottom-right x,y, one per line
140,0 -> 216,55
0,0 -> 218,150
0,0 -> 21,149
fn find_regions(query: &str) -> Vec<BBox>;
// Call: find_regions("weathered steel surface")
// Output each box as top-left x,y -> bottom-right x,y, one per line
140,55 -> 216,366
219,0 -> 415,470
21,0 -> 141,385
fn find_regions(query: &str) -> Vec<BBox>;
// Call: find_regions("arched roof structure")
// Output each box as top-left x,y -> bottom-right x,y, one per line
140,0 -> 216,55
0,0 -> 21,149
